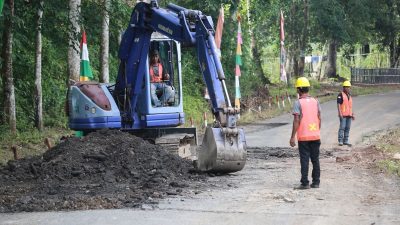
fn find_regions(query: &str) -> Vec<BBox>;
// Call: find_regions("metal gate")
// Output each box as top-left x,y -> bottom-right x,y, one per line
351,68 -> 400,84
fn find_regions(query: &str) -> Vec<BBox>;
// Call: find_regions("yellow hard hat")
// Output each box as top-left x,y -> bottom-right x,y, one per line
295,77 -> 310,88
343,81 -> 351,87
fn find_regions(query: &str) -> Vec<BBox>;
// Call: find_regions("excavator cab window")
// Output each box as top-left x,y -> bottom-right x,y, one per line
149,39 -> 180,107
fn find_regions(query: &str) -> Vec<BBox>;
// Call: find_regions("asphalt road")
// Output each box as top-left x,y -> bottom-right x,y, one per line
1,91 -> 400,225
246,90 -> 400,148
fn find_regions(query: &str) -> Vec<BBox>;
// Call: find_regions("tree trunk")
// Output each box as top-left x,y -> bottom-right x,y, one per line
34,0 -> 44,131
68,0 -> 81,82
317,42 -> 327,80
285,51 -> 292,87
298,51 -> 305,76
397,37 -> 400,67
388,1 -> 400,68
118,30 -> 123,46
252,39 -> 270,85
292,49 -> 299,78
325,40 -> 337,78
298,0 -> 309,77
100,0 -> 110,83
1,0 -> 16,134
389,37 -> 400,68
246,0 -> 254,53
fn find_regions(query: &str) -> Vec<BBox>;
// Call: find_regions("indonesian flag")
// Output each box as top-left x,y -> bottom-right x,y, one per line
80,30 -> 93,81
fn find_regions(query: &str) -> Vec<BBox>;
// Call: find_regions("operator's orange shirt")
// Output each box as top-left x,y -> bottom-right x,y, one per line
149,63 -> 163,83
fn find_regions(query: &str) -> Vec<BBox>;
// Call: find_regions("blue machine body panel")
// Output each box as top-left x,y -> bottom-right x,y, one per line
68,84 -> 121,130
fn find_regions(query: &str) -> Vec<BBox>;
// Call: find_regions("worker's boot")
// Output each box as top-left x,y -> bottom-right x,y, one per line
294,184 -> 310,190
310,183 -> 320,188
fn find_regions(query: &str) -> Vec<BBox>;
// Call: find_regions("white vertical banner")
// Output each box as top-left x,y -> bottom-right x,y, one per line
280,10 -> 287,83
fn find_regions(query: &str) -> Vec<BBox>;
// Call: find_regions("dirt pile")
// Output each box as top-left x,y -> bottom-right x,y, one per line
0,130 -> 205,212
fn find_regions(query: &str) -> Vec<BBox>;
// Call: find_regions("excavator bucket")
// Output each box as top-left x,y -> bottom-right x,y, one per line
195,127 -> 247,173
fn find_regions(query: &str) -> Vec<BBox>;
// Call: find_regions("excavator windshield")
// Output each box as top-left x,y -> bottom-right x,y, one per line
148,37 -> 181,107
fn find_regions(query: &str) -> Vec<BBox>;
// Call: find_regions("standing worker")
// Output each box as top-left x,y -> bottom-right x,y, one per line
290,77 -> 321,189
337,80 -> 355,146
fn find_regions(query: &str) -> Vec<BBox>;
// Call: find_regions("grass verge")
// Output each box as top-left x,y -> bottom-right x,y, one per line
0,126 -> 72,165
375,127 -> 400,176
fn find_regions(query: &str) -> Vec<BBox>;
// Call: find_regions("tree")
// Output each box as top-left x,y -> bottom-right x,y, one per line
310,0 -> 373,77
68,0 -> 81,82
100,0 -> 110,83
285,0 -> 310,78
1,0 -> 16,133
249,0 -> 275,84
34,0 -> 44,131
373,0 -> 400,67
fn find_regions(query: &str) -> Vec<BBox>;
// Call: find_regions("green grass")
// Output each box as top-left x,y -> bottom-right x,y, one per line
378,160 -> 400,176
376,128 -> 400,176
182,94 -> 211,131
0,126 -> 72,165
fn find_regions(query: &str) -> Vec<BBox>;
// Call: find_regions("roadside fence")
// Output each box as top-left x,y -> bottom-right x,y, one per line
351,68 -> 400,84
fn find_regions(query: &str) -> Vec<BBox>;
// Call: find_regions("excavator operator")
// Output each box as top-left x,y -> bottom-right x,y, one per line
149,50 -> 175,107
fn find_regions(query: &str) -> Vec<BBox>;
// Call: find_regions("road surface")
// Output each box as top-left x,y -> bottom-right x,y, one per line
1,91 -> 400,225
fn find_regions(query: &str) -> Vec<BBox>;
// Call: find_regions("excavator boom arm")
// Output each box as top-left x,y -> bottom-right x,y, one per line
114,1 -> 246,173
115,1 -> 234,126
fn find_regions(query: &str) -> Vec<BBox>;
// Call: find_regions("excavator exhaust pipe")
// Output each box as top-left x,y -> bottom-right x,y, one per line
195,127 -> 246,173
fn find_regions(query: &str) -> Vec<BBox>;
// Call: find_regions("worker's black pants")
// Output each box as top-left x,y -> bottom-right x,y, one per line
298,140 -> 321,186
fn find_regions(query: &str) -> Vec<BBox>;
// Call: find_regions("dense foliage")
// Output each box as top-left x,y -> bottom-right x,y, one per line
0,0 -> 399,133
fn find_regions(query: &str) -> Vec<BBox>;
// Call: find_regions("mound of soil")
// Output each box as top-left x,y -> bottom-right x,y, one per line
0,130 -> 205,212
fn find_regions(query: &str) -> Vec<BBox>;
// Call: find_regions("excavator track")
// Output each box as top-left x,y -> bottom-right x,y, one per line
129,127 -> 198,160
154,133 -> 196,159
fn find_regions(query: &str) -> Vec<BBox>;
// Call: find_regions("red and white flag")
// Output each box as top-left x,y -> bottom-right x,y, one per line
214,6 -> 224,58
214,6 -> 224,49
80,30 -> 93,81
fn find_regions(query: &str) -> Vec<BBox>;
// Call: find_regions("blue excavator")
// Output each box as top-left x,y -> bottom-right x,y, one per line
67,0 -> 246,173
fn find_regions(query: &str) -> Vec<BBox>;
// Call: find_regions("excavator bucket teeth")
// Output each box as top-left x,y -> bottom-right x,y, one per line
195,127 -> 246,173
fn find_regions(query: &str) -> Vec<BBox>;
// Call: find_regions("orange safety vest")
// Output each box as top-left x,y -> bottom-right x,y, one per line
149,63 -> 163,83
339,92 -> 352,116
297,97 -> 321,141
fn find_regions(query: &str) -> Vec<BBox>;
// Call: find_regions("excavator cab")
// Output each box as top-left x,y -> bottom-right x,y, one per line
136,33 -> 183,121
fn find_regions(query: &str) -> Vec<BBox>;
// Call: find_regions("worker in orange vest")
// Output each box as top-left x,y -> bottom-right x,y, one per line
337,80 -> 355,146
149,50 -> 174,107
290,77 -> 321,189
